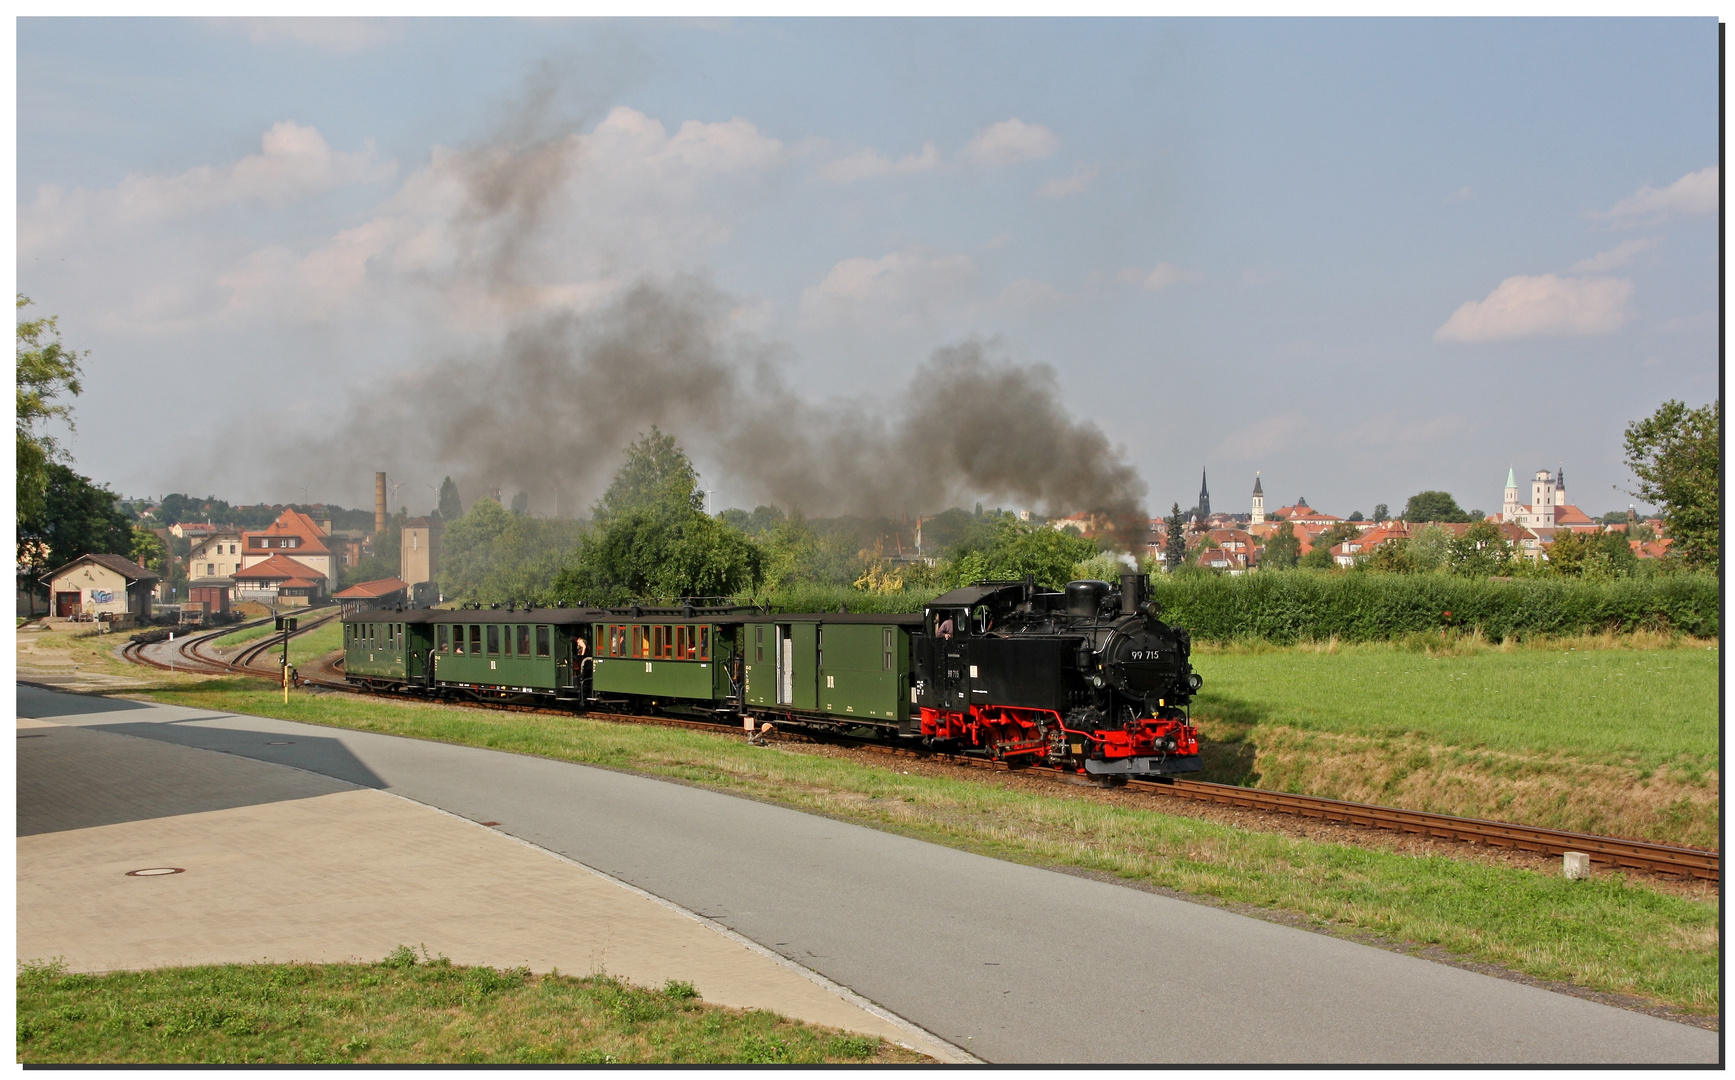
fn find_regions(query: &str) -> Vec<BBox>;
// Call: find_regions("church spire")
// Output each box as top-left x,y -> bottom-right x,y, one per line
1252,472 -> 1263,496
1198,468 -> 1211,518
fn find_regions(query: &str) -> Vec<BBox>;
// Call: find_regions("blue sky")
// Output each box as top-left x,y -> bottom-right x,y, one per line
17,17 -> 1719,521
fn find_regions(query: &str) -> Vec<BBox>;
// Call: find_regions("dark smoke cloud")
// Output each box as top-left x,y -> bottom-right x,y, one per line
303,276 -> 1149,545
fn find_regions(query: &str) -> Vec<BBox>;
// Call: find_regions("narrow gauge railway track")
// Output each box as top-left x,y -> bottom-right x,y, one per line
123,611 -> 339,677
121,641 -> 1720,883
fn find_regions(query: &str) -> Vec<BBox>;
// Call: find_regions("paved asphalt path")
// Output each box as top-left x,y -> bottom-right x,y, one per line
19,684 -> 1719,1065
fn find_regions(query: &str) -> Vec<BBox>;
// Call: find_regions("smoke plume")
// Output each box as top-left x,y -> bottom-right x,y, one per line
255,94 -> 1151,547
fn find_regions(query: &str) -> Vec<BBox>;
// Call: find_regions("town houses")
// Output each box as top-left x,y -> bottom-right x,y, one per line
1117,466 -> 1671,575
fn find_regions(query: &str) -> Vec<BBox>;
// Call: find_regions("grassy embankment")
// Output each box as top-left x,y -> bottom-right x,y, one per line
17,952 -> 917,1065
135,673 -> 1719,1016
1189,632 -> 1719,848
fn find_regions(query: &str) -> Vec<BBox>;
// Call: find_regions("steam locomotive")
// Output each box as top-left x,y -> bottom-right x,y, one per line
341,572 -> 1202,778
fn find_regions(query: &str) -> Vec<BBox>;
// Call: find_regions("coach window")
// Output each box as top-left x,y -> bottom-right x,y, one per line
437,625 -> 448,652
516,625 -> 531,656
486,625 -> 500,654
698,626 -> 710,661
754,624 -> 764,663
536,626 -> 551,657
652,625 -> 665,659
469,625 -> 482,654
674,625 -> 688,660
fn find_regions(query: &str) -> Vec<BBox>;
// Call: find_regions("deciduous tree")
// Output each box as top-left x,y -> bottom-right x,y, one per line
1262,521 -> 1300,570
20,463 -> 131,573
16,296 -> 85,526
1446,521 -> 1514,577
1624,398 -> 1719,572
1401,490 -> 1473,523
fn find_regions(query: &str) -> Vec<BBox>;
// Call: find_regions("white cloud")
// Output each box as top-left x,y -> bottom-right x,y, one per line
1434,274 -> 1633,343
1116,263 -> 1184,291
959,118 -> 1059,167
21,121 -> 396,254
1038,163 -> 1099,199
799,249 -> 978,328
1597,166 -> 1717,223
30,105 -> 791,339
1569,237 -> 1658,273
818,142 -> 940,183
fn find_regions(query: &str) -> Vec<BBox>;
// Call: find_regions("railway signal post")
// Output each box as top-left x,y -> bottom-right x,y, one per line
276,616 -> 297,703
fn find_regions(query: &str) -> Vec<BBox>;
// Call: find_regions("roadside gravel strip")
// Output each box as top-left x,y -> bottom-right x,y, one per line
17,685 -> 1718,1065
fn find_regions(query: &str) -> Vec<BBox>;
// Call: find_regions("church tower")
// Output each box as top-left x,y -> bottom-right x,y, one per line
1502,467 -> 1519,523
1554,466 -> 1567,506
1250,473 -> 1265,525
1197,469 -> 1211,519
1530,469 -> 1556,528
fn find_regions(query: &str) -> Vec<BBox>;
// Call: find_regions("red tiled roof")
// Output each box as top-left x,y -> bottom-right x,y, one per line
243,508 -> 331,556
279,578 -> 322,590
334,577 -> 410,599
1553,503 -> 1595,526
234,554 -> 328,581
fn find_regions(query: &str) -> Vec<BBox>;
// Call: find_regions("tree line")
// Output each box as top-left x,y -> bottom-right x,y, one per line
17,293 -> 1720,611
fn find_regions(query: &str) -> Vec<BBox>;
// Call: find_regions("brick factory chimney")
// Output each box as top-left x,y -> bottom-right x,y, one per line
375,472 -> 387,536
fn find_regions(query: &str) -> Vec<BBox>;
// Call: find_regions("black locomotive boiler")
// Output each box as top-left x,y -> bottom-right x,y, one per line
914,573 -> 1203,776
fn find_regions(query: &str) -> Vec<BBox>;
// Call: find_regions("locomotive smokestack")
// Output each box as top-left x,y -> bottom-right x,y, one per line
1120,572 -> 1147,615
375,472 -> 387,535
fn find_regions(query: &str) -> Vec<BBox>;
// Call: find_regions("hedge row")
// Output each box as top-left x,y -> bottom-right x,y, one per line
1148,572 -> 1721,643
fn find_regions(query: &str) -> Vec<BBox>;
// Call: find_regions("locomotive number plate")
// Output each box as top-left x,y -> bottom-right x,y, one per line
1127,650 -> 1166,661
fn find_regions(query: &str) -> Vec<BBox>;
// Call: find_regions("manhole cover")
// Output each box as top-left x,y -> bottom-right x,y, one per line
126,867 -> 186,877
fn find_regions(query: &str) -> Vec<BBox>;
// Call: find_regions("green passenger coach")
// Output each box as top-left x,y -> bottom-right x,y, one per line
340,603 -> 921,735
344,609 -> 438,685
740,613 -> 922,730
590,614 -> 739,709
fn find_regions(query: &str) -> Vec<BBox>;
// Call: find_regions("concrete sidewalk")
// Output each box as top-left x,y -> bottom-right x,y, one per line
15,707 -> 963,1062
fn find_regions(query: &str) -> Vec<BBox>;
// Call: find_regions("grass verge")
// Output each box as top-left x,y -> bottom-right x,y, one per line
1190,632 -> 1719,846
129,680 -> 1720,1016
16,950 -> 921,1064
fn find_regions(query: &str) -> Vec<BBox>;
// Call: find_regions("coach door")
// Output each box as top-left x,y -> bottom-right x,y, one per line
776,624 -> 793,705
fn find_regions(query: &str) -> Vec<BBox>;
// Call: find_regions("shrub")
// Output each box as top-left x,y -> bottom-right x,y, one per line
1150,571 -> 1719,643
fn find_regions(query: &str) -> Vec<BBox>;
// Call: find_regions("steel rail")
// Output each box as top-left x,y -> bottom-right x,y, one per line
118,641 -> 1720,882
